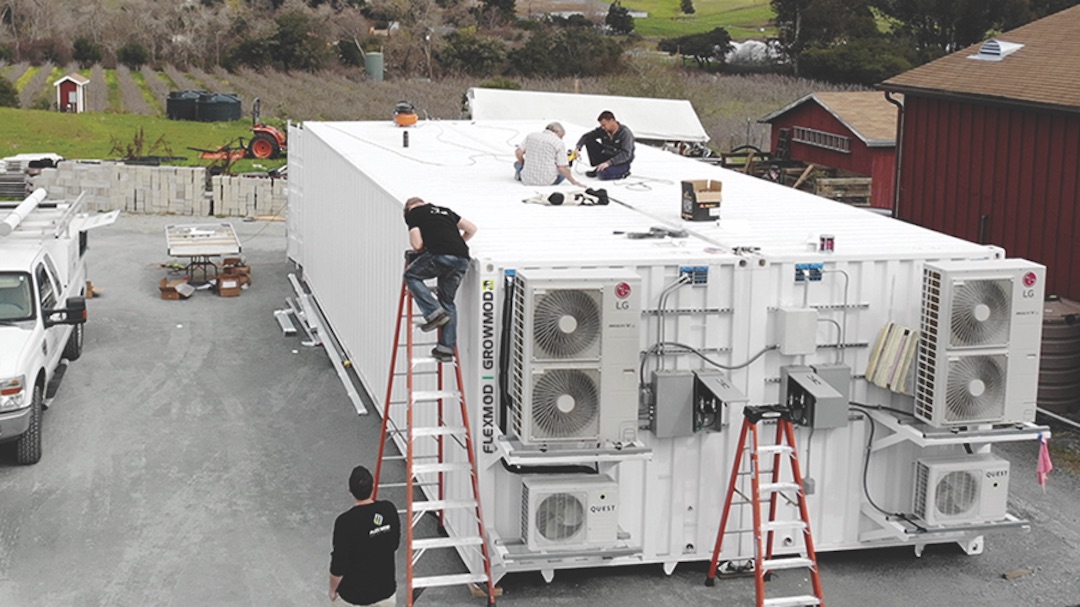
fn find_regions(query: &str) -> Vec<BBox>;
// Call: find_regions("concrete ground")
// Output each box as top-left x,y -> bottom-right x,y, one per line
1,214 -> 1078,607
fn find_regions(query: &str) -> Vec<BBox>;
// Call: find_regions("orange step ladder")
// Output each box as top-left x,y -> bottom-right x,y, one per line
374,273 -> 498,607
705,405 -> 825,607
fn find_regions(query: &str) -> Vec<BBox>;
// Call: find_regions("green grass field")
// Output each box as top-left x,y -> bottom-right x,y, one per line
0,107 -> 283,173
625,0 -> 775,39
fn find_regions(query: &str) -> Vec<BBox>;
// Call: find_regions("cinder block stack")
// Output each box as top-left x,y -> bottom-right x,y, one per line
31,163 -> 212,215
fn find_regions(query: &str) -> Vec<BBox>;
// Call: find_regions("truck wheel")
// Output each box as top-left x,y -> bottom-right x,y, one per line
15,383 -> 43,465
249,133 -> 280,159
63,322 -> 84,361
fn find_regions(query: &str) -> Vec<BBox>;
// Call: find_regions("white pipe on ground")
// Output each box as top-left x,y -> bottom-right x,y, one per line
0,188 -> 47,237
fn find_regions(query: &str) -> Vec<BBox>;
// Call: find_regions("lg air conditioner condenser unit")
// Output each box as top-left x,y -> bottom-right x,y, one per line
912,454 -> 1010,526
510,269 -> 640,445
521,474 -> 619,551
914,259 -> 1044,427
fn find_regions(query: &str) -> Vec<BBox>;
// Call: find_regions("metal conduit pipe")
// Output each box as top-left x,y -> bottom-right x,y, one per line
0,188 -> 47,237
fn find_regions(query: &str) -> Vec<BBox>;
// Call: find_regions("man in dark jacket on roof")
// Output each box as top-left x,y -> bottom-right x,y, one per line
403,197 -> 477,363
575,110 -> 635,180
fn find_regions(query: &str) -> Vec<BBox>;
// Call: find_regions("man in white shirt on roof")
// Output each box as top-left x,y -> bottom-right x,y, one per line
514,122 -> 585,188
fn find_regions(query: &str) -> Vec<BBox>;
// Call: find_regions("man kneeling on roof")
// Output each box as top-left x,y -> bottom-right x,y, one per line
514,122 -> 586,188
575,110 -> 635,180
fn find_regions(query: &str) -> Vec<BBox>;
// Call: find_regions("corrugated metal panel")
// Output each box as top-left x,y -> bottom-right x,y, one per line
897,96 -> 1080,300
289,119 -> 1031,579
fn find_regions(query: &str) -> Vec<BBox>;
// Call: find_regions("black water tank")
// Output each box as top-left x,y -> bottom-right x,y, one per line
166,90 -> 205,121
1039,295 -> 1080,415
196,93 -> 242,122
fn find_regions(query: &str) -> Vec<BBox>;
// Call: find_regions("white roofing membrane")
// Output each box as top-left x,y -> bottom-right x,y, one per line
307,120 -> 992,266
466,88 -> 710,143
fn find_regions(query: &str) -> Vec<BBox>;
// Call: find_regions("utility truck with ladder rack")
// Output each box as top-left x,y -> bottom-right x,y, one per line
0,189 -> 116,464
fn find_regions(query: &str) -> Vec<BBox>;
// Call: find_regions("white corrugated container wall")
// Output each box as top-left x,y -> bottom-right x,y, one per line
288,119 -> 1036,582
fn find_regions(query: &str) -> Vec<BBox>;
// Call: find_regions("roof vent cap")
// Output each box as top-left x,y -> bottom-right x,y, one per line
969,38 -> 1024,61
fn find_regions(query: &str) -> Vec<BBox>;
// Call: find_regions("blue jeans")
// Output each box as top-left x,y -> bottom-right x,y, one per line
404,252 -> 469,352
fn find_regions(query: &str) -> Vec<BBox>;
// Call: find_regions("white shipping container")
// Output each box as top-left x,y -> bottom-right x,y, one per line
287,119 -> 1046,582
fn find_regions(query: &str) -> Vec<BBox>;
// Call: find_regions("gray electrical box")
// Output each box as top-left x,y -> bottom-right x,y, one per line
651,371 -> 695,438
693,370 -> 748,431
811,363 -> 852,405
780,365 -> 848,429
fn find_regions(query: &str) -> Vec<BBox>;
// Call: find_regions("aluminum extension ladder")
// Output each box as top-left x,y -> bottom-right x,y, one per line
374,276 -> 498,607
705,405 -> 825,607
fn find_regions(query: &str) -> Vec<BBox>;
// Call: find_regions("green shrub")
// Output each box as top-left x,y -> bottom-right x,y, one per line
799,38 -> 917,85
117,42 -> 150,70
436,31 -> 508,76
605,2 -> 634,35
0,78 -> 18,108
73,37 -> 103,68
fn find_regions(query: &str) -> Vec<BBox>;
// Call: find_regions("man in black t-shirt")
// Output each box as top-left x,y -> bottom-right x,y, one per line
330,466 -> 401,607
403,197 -> 478,363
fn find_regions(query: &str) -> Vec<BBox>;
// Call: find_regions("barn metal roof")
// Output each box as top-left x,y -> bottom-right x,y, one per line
305,119 -> 992,266
466,88 -> 709,143
758,91 -> 900,147
880,4 -> 1080,112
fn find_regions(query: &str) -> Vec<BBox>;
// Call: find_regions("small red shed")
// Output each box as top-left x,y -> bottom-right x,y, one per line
760,92 -> 899,209
880,5 -> 1080,302
54,73 -> 89,113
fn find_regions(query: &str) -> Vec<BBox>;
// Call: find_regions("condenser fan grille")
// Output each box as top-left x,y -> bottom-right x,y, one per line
533,289 -> 601,359
935,471 -> 978,516
949,278 -> 1012,348
535,492 -> 586,541
530,369 -> 599,439
945,355 -> 1007,423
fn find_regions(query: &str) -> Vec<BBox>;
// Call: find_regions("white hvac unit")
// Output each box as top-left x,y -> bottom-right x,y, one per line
914,259 -> 1044,427
912,454 -> 1010,526
510,269 -> 640,445
521,474 -> 619,551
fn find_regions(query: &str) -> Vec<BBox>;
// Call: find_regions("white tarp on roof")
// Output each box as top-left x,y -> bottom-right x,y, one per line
466,88 -> 709,143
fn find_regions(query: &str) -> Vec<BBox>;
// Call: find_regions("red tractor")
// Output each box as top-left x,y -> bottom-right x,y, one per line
248,98 -> 287,159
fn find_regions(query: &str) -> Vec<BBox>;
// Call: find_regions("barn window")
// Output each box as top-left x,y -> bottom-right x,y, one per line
792,127 -> 851,153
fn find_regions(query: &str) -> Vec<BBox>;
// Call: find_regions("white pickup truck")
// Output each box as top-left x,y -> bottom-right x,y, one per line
0,189 -> 116,464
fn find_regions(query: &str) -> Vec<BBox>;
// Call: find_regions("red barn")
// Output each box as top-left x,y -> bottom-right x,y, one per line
880,5 -> 1080,301
760,91 -> 898,209
53,73 -> 89,113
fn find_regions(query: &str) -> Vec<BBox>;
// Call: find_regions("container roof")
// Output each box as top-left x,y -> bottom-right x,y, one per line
305,120 -> 994,266
466,88 -> 709,143
880,4 -> 1080,112
759,92 -> 900,147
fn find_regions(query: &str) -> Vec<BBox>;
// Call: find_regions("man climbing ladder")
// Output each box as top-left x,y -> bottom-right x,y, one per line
402,197 -> 477,363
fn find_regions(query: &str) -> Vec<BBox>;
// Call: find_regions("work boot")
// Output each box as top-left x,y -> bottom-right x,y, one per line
420,312 -> 449,332
431,347 -> 454,363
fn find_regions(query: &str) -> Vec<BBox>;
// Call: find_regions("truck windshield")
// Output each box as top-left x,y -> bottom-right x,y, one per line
0,273 -> 34,322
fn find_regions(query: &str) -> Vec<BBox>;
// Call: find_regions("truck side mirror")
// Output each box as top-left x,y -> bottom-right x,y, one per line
65,296 -> 87,324
43,296 -> 87,328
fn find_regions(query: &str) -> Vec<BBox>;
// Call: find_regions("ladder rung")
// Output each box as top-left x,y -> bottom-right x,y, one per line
413,462 -> 472,475
412,357 -> 456,367
412,573 -> 490,589
402,499 -> 477,514
757,445 -> 794,456
763,595 -> 822,607
379,481 -> 440,489
412,426 -> 468,437
413,536 -> 483,550
412,390 -> 460,402
760,482 -> 802,494
383,454 -> 439,462
761,557 -> 815,571
763,520 -> 807,533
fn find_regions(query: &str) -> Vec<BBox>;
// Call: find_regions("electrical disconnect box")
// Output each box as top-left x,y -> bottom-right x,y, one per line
651,371 -> 695,438
692,371 -> 748,432
777,307 -> 818,355
780,365 -> 850,429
